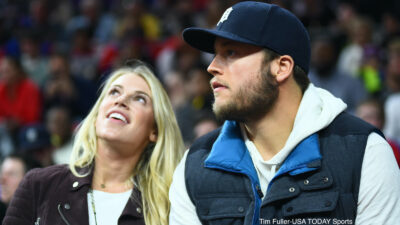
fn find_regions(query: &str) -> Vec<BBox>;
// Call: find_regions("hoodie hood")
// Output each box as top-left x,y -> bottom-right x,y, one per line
266,83 -> 347,165
202,83 -> 347,196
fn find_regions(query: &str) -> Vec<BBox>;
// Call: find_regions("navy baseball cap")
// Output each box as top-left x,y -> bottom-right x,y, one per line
18,124 -> 51,152
183,1 -> 311,74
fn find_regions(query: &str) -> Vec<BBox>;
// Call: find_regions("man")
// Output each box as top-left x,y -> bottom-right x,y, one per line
308,36 -> 367,113
0,155 -> 27,205
169,2 -> 400,225
0,154 -> 39,206
0,155 -> 27,221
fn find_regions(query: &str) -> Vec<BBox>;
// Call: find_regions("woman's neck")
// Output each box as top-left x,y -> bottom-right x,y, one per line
92,143 -> 142,193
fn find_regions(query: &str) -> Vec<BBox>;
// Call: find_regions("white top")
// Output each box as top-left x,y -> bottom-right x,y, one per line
337,44 -> 363,77
169,84 -> 400,225
384,93 -> 400,142
87,189 -> 132,225
52,140 -> 73,165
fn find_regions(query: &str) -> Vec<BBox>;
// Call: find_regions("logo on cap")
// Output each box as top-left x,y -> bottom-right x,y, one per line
217,7 -> 233,26
27,128 -> 38,142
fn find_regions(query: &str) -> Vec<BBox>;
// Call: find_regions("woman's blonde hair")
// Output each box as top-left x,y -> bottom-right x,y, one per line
69,60 -> 184,225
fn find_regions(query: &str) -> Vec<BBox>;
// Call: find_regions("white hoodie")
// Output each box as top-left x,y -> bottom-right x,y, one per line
169,84 -> 400,225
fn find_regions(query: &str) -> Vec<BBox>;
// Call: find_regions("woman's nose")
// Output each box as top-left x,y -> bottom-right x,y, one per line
114,95 -> 128,107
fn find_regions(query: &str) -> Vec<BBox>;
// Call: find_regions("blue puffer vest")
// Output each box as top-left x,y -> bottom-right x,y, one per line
185,112 -> 383,225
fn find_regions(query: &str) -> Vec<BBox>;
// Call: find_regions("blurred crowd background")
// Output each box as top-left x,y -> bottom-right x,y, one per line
0,0 -> 400,216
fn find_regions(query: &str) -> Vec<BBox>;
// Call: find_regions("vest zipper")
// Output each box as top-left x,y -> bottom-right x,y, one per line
57,204 -> 71,225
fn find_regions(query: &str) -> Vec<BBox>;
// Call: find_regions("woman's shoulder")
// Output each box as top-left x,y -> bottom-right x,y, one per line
25,164 -> 71,184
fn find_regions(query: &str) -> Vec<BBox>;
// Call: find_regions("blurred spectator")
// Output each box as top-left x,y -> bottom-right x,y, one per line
337,16 -> 374,78
65,0 -> 116,45
385,38 -> 400,93
0,123 -> 14,160
203,0 -> 236,29
187,66 -> 214,111
379,12 -> 400,49
156,1 -> 235,78
383,39 -> 400,144
45,106 -> 74,165
19,30 -> 49,87
97,43 -> 119,75
156,41 -> 202,81
358,45 -> 383,95
69,28 -> 98,81
18,123 -> 53,167
20,0 -> 56,43
356,98 -> 400,168
315,2 -> 357,56
290,0 -> 336,28
309,36 -> 367,113
47,0 -> 73,36
115,0 -> 160,42
0,56 -> 42,126
43,53 -> 97,120
175,66 -> 213,145
164,70 -> 188,110
0,153 -> 40,202
0,153 -> 41,220
193,111 -> 220,139
356,98 -> 385,129
0,56 -> 42,152
384,94 -> 400,143
0,155 -> 26,206
111,39 -> 153,73
160,0 -> 198,37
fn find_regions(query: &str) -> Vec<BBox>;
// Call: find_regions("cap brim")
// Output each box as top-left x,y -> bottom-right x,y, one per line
183,27 -> 260,53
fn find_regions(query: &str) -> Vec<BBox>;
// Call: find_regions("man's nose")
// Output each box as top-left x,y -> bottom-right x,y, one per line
207,56 -> 223,77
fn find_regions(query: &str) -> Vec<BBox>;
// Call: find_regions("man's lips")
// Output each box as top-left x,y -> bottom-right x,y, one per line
211,80 -> 228,92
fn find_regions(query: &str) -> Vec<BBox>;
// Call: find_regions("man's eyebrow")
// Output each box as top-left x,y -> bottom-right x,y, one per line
220,40 -> 236,47
214,40 -> 236,53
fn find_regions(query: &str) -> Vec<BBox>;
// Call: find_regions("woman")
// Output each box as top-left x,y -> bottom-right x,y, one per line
0,56 -> 42,156
3,60 -> 184,225
0,56 -> 42,126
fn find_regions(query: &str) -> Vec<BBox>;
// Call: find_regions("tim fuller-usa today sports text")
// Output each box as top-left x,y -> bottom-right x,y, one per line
259,218 -> 353,225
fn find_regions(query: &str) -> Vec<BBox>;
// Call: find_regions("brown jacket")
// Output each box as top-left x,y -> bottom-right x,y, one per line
3,164 -> 145,225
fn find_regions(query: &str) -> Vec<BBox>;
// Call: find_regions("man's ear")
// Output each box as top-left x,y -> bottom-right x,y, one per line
272,55 -> 294,83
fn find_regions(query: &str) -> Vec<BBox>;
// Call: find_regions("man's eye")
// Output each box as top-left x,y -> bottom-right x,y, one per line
227,50 -> 235,56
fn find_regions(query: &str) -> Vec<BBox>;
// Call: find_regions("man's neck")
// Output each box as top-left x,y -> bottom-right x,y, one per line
244,83 -> 303,161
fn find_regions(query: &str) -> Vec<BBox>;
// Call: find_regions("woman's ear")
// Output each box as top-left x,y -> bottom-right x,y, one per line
273,55 -> 294,83
149,129 -> 158,142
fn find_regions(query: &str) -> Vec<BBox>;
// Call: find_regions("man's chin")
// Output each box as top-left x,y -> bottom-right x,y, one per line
212,101 -> 228,116
212,103 -> 227,121
213,103 -> 241,122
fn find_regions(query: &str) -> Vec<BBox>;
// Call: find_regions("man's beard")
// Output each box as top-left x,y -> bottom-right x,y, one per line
213,65 -> 279,122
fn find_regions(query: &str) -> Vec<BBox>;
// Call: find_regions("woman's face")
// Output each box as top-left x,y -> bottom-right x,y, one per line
96,73 -> 157,153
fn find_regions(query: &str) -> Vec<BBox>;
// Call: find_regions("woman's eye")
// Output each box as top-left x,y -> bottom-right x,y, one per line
135,96 -> 146,104
109,88 -> 119,96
